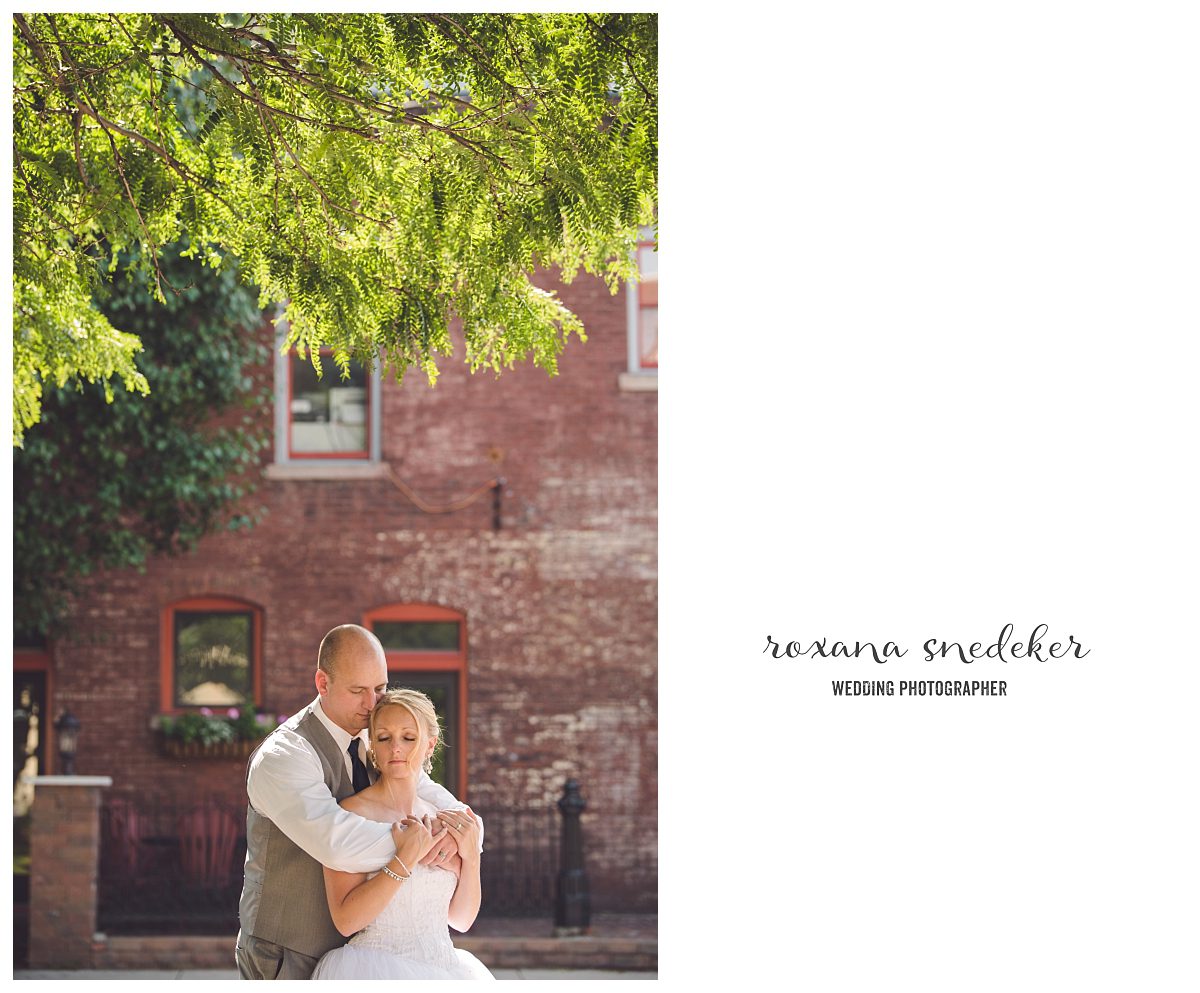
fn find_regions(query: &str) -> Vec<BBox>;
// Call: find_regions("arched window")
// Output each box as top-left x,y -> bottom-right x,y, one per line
362,604 -> 467,797
160,596 -> 263,712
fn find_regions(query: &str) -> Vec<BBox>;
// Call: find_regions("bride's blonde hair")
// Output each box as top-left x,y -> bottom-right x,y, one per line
368,688 -> 442,776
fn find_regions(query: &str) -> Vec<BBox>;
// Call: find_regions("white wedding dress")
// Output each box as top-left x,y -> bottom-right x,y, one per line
312,864 -> 494,980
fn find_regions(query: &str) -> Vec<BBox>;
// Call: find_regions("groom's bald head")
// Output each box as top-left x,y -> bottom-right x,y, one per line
318,624 -> 383,678
315,625 -> 388,734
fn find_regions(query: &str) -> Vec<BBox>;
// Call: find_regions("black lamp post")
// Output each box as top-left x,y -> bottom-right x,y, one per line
55,710 -> 81,775
554,779 -> 591,934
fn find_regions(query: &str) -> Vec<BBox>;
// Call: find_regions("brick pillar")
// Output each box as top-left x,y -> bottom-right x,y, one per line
26,776 -> 112,970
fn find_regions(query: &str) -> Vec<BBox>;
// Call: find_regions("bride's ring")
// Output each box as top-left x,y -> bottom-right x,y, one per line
437,850 -> 447,859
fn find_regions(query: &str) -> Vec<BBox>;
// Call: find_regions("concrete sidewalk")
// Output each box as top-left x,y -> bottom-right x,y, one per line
16,916 -> 657,978
14,968 -> 657,980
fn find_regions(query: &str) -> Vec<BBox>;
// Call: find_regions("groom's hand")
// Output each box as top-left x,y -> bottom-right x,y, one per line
420,810 -> 461,867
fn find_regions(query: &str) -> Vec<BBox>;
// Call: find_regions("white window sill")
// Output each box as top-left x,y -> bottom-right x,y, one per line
618,372 -> 658,392
264,461 -> 391,481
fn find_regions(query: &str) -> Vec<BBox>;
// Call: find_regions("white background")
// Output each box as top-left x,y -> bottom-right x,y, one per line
661,5 -> 1198,989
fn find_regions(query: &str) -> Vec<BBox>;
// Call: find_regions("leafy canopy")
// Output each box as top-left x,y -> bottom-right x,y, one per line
12,12 -> 658,444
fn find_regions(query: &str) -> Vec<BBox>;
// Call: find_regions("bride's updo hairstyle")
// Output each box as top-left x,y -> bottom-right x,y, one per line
368,688 -> 442,776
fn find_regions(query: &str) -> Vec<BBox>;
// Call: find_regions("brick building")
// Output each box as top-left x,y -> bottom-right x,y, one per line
15,258 -> 657,930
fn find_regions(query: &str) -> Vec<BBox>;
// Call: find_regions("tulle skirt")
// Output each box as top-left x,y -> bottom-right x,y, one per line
312,944 -> 495,980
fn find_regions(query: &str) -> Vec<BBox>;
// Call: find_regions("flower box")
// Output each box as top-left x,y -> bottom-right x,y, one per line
158,738 -> 260,760
152,708 -> 286,760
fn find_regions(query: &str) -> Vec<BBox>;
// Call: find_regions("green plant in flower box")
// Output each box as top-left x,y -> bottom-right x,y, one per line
159,708 -> 282,745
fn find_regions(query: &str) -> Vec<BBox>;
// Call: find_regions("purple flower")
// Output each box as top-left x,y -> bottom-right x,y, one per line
200,707 -> 213,717
255,713 -> 272,725
227,707 -> 240,718
277,714 -> 288,725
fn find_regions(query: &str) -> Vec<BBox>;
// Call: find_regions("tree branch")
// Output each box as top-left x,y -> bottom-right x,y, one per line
70,101 -> 241,217
425,14 -> 529,99
160,16 -> 511,173
97,120 -> 168,300
583,15 -> 655,103
70,111 -> 94,190
162,20 -> 382,141
254,84 -> 392,231
16,14 -> 243,220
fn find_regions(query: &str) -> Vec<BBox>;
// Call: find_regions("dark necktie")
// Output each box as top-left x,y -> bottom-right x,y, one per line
348,739 -> 370,793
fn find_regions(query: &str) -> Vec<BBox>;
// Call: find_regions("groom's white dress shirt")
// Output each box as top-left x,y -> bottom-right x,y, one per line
246,697 -> 477,874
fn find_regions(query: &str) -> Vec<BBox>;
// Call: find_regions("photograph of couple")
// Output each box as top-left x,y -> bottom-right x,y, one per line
237,624 -> 491,980
12,12 -> 656,980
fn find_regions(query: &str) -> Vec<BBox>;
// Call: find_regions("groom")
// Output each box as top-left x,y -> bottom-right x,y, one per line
235,624 -> 475,980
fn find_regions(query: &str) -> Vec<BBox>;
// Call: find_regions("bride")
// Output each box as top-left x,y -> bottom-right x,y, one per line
312,689 -> 494,980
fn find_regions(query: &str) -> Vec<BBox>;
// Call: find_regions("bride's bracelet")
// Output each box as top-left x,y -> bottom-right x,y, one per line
383,855 -> 412,882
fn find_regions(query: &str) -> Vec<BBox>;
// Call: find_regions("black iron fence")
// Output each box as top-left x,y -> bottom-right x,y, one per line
478,804 -> 560,917
98,797 -> 246,935
97,787 -> 655,935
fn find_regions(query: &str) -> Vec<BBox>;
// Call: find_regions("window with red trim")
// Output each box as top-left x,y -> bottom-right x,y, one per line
288,348 -> 371,459
160,597 -> 263,712
363,604 -> 468,798
634,234 -> 658,370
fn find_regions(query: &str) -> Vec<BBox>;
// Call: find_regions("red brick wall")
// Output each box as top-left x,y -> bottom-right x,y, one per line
28,781 -> 105,968
49,271 -> 657,913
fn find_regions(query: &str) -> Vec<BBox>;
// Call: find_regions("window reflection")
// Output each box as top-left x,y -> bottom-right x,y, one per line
290,353 -> 369,455
174,611 -> 252,707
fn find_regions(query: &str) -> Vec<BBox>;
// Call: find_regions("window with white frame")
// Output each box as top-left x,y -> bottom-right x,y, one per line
272,329 -> 383,466
623,228 -> 657,386
288,348 -> 370,458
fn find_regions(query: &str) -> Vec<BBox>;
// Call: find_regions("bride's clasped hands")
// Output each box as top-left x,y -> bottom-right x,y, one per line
390,814 -> 440,873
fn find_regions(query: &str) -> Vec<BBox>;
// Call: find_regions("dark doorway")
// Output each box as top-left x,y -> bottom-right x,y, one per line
386,671 -> 460,797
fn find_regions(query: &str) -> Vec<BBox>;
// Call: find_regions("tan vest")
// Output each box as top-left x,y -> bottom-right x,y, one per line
237,708 -> 359,958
